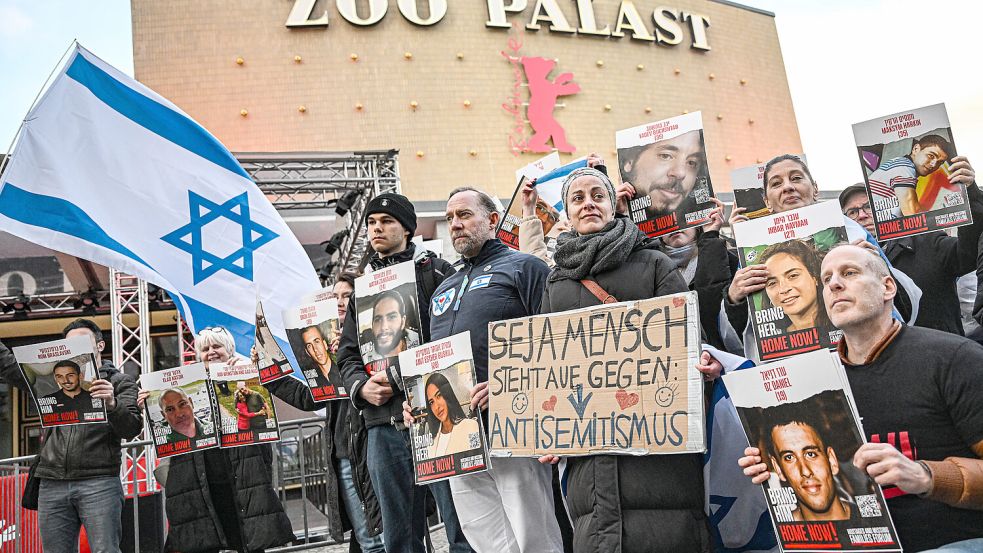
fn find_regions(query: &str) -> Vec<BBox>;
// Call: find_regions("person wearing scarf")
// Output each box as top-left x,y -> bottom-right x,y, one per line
539,167 -> 722,553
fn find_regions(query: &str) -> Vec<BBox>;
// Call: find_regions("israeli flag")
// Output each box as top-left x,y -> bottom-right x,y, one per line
534,157 -> 589,212
703,347 -> 778,553
0,44 -> 319,363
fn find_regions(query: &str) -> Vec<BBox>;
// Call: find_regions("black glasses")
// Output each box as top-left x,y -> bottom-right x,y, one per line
844,204 -> 871,219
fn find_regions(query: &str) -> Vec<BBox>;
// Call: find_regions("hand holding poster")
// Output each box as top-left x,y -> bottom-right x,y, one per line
722,350 -> 901,552
211,361 -> 280,448
12,336 -> 107,427
853,103 -> 970,240
354,260 -> 422,383
283,288 -> 348,401
487,291 -> 704,457
401,332 -> 489,483
730,157 -> 806,220
255,299 -> 294,383
617,112 -> 716,237
734,201 -> 848,360
142,362 -> 219,458
498,155 -> 588,254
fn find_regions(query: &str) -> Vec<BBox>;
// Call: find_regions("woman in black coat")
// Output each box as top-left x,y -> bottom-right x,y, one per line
539,167 -> 722,553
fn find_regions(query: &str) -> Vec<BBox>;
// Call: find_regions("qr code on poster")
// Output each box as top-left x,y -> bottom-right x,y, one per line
468,431 -> 480,450
856,494 -> 882,517
694,184 -> 711,203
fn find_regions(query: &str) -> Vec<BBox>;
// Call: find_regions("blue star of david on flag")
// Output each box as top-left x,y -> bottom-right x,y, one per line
162,191 -> 279,285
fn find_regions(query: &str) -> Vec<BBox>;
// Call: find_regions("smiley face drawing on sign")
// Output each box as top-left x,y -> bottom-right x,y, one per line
654,380 -> 678,407
511,392 -> 529,415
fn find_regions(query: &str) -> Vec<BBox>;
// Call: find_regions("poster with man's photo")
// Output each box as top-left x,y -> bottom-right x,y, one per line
730,155 -> 807,220
282,288 -> 347,402
401,331 -> 489,484
354,260 -> 422,381
617,111 -> 716,237
142,363 -> 219,458
853,103 -> 970,240
498,154 -> 587,255
211,361 -> 280,448
12,336 -> 107,427
722,350 -> 902,553
255,299 -> 294,383
733,201 -> 848,360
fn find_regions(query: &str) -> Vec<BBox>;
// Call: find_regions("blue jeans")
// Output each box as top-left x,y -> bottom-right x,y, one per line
922,538 -> 983,552
366,424 -> 473,553
38,476 -> 123,553
338,457 -> 385,553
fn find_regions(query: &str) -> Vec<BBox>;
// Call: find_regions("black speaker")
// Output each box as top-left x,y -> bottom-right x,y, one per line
121,492 -> 166,553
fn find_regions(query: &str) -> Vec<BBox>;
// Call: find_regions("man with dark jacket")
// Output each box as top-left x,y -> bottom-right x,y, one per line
838,155 -> 980,335
427,187 -> 564,553
336,193 -> 472,553
0,318 -> 143,553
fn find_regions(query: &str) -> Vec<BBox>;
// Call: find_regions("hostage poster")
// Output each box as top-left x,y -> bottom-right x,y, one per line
617,112 -> 716,237
283,288 -> 348,401
853,103 -> 970,240
487,291 -> 705,457
734,201 -> 848,360
401,332 -> 489,484
730,155 -> 807,220
354,260 -> 422,381
722,350 -> 901,553
211,361 -> 280,448
142,363 -> 219,458
255,299 -> 294,383
12,336 -> 107,427
498,154 -> 588,255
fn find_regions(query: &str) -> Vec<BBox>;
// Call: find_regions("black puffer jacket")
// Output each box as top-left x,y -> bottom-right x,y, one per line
0,341 -> 143,479
163,444 -> 294,552
541,247 -> 710,553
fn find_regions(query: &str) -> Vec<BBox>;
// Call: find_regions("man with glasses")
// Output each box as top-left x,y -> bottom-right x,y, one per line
839,160 -> 983,334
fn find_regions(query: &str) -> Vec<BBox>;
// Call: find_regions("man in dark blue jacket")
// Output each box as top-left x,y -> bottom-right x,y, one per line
428,187 -> 564,553
0,319 -> 142,553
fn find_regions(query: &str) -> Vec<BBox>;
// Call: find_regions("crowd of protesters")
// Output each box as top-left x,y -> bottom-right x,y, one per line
1,149 -> 982,553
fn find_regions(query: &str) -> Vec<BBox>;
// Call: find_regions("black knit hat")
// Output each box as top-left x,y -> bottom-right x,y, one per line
364,193 -> 417,236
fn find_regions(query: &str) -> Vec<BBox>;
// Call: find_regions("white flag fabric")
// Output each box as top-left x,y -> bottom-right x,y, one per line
0,44 -> 320,363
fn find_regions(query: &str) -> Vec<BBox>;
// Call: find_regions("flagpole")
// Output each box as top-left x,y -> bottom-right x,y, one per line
0,39 -> 78,183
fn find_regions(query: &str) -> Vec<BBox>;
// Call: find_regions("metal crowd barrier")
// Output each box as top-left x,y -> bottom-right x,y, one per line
0,415 -> 445,553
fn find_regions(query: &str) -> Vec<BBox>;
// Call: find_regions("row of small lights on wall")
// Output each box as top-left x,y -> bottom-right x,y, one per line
233,54 -> 756,163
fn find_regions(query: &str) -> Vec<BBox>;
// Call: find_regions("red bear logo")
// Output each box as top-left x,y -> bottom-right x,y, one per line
520,56 -> 580,153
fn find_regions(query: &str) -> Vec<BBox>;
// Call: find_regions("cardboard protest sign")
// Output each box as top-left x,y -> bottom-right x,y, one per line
734,201 -> 848,360
617,112 -> 716,237
211,361 -> 280,448
723,350 -> 901,553
487,291 -> 705,457
354,260 -> 422,381
730,156 -> 806,220
255,299 -> 293,383
283,288 -> 347,401
401,332 -> 489,484
12,336 -> 107,427
142,363 -> 219,458
853,103 -> 970,240
498,156 -> 588,255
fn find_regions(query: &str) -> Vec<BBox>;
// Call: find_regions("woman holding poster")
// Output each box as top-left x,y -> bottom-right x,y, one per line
424,372 -> 480,457
538,166 -> 723,552
138,327 -> 294,553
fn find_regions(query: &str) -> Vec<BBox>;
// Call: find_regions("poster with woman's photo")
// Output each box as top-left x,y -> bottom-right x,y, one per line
734,201 -> 848,360
141,363 -> 219,458
282,288 -> 347,402
401,331 -> 489,484
722,350 -> 901,553
12,336 -> 106,427
853,103 -> 970,240
730,155 -> 807,220
354,260 -> 422,380
617,111 -> 716,237
211,361 -> 280,448
255,299 -> 293,383
498,155 -> 587,255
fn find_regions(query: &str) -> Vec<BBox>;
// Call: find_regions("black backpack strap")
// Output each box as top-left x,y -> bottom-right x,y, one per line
418,253 -> 438,298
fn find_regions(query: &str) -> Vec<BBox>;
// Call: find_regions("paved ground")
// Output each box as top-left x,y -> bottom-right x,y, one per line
295,529 -> 449,553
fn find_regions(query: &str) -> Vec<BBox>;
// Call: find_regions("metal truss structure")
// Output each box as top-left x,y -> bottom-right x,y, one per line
237,150 -> 401,277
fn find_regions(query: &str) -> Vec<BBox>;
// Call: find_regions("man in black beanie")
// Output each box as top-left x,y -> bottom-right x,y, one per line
336,193 -> 473,553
